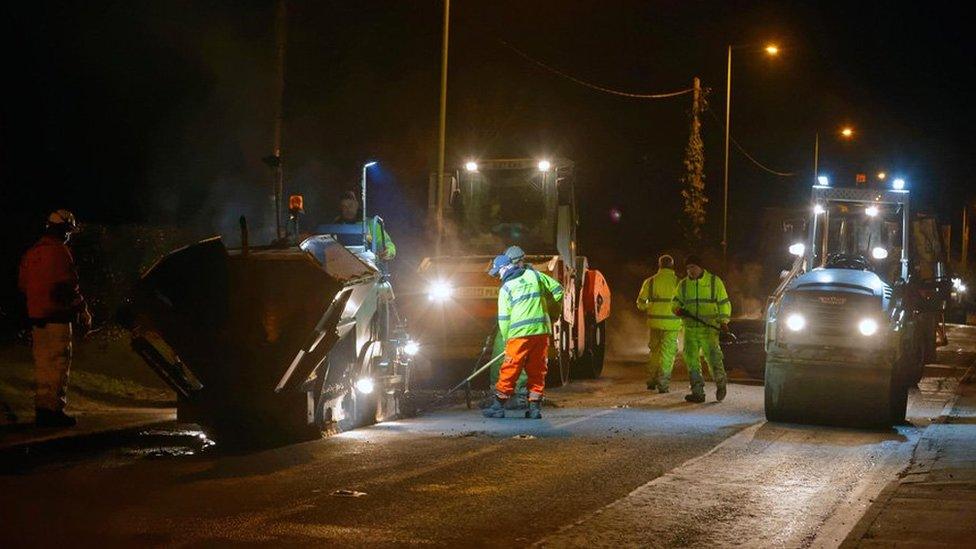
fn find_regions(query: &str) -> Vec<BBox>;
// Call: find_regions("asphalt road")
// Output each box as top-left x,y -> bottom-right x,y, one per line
1,328 -> 972,547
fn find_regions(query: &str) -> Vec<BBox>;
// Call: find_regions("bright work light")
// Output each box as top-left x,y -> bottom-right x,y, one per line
814,204 -> 826,215
817,176 -> 830,186
858,318 -> 879,336
537,160 -> 551,172
786,313 -> 806,332
465,161 -> 478,172
788,243 -> 805,256
355,377 -> 375,394
427,280 -> 453,302
403,340 -> 420,356
872,247 -> 889,260
865,205 -> 879,217
892,178 -> 905,190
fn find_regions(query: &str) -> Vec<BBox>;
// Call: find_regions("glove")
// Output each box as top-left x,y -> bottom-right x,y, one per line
674,308 -> 687,317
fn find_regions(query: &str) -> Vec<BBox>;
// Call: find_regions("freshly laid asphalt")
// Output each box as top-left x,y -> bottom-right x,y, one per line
1,326 -> 972,547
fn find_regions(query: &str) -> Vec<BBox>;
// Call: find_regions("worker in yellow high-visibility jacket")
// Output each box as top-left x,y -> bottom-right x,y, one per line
636,254 -> 681,393
671,255 -> 732,403
484,253 -> 563,419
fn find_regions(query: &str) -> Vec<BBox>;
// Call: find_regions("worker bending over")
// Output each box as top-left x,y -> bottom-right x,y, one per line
483,252 -> 563,419
636,254 -> 681,392
671,255 -> 732,403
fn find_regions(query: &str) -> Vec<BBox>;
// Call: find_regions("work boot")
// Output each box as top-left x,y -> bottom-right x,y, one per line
684,393 -> 705,403
646,381 -> 657,391
525,400 -> 543,419
658,383 -> 670,394
35,408 -> 76,428
482,396 -> 507,418
716,384 -> 727,402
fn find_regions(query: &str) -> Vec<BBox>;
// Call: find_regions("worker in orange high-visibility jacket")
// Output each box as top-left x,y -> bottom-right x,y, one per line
483,253 -> 563,419
18,210 -> 92,427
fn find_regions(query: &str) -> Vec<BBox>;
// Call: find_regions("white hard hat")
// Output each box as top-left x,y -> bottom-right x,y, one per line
46,209 -> 79,232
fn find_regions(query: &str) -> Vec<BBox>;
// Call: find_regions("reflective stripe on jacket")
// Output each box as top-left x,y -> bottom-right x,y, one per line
637,268 -> 681,330
497,269 -> 564,341
671,269 -> 731,328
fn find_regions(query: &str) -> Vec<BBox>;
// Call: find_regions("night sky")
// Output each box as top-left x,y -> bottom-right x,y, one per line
2,1 -> 973,273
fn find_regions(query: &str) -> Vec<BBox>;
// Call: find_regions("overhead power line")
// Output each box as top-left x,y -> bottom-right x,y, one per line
707,109 -> 795,177
498,39 -> 694,100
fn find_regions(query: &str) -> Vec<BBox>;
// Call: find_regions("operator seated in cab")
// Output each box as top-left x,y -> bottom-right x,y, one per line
336,190 -> 396,261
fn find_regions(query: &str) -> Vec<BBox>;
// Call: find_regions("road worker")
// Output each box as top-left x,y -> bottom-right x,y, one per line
487,245 -> 532,399
18,210 -> 92,427
336,190 -> 396,260
483,253 -> 563,419
636,254 -> 681,392
671,255 -> 731,403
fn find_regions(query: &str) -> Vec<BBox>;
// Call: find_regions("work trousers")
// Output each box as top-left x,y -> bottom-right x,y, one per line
490,331 -> 527,392
646,329 -> 679,389
496,334 -> 549,401
682,326 -> 726,397
32,322 -> 73,412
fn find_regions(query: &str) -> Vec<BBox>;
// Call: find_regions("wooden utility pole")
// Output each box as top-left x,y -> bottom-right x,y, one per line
680,77 -> 707,247
434,0 -> 450,256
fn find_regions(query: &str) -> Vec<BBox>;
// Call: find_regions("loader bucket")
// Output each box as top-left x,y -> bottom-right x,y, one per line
129,235 -> 378,442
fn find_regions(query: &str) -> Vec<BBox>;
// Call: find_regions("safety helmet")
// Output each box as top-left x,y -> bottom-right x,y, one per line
684,254 -> 703,269
46,209 -> 79,233
504,245 -> 526,263
488,254 -> 513,277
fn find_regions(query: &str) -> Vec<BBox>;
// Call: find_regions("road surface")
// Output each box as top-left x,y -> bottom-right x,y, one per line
1,326 -> 973,547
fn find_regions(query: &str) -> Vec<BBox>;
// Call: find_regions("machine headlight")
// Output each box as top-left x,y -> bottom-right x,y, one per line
865,205 -> 879,217
871,247 -> 888,260
858,318 -> 879,336
403,340 -> 420,356
355,377 -> 375,394
427,280 -> 453,301
785,313 -> 806,332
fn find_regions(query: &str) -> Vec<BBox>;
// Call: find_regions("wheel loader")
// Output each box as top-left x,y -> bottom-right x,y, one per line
408,158 -> 611,389
764,179 -> 950,427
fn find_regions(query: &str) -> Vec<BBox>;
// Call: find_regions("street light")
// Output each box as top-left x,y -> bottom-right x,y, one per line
814,127 -> 856,186
722,41 -> 781,258
362,161 -> 378,247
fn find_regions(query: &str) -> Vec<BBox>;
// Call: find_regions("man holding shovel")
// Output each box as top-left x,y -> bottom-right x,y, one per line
671,255 -> 732,403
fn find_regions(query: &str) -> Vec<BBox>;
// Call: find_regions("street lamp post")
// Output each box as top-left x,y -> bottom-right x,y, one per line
722,43 -> 778,259
814,126 -> 855,183
362,161 -> 378,246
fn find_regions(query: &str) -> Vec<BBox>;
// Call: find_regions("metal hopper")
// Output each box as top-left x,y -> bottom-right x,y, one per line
129,234 -> 407,443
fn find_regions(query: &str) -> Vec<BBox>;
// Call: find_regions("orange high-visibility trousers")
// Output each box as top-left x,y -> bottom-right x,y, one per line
496,334 -> 549,401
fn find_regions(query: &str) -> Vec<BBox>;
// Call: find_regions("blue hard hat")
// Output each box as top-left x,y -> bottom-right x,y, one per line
488,254 -> 513,277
